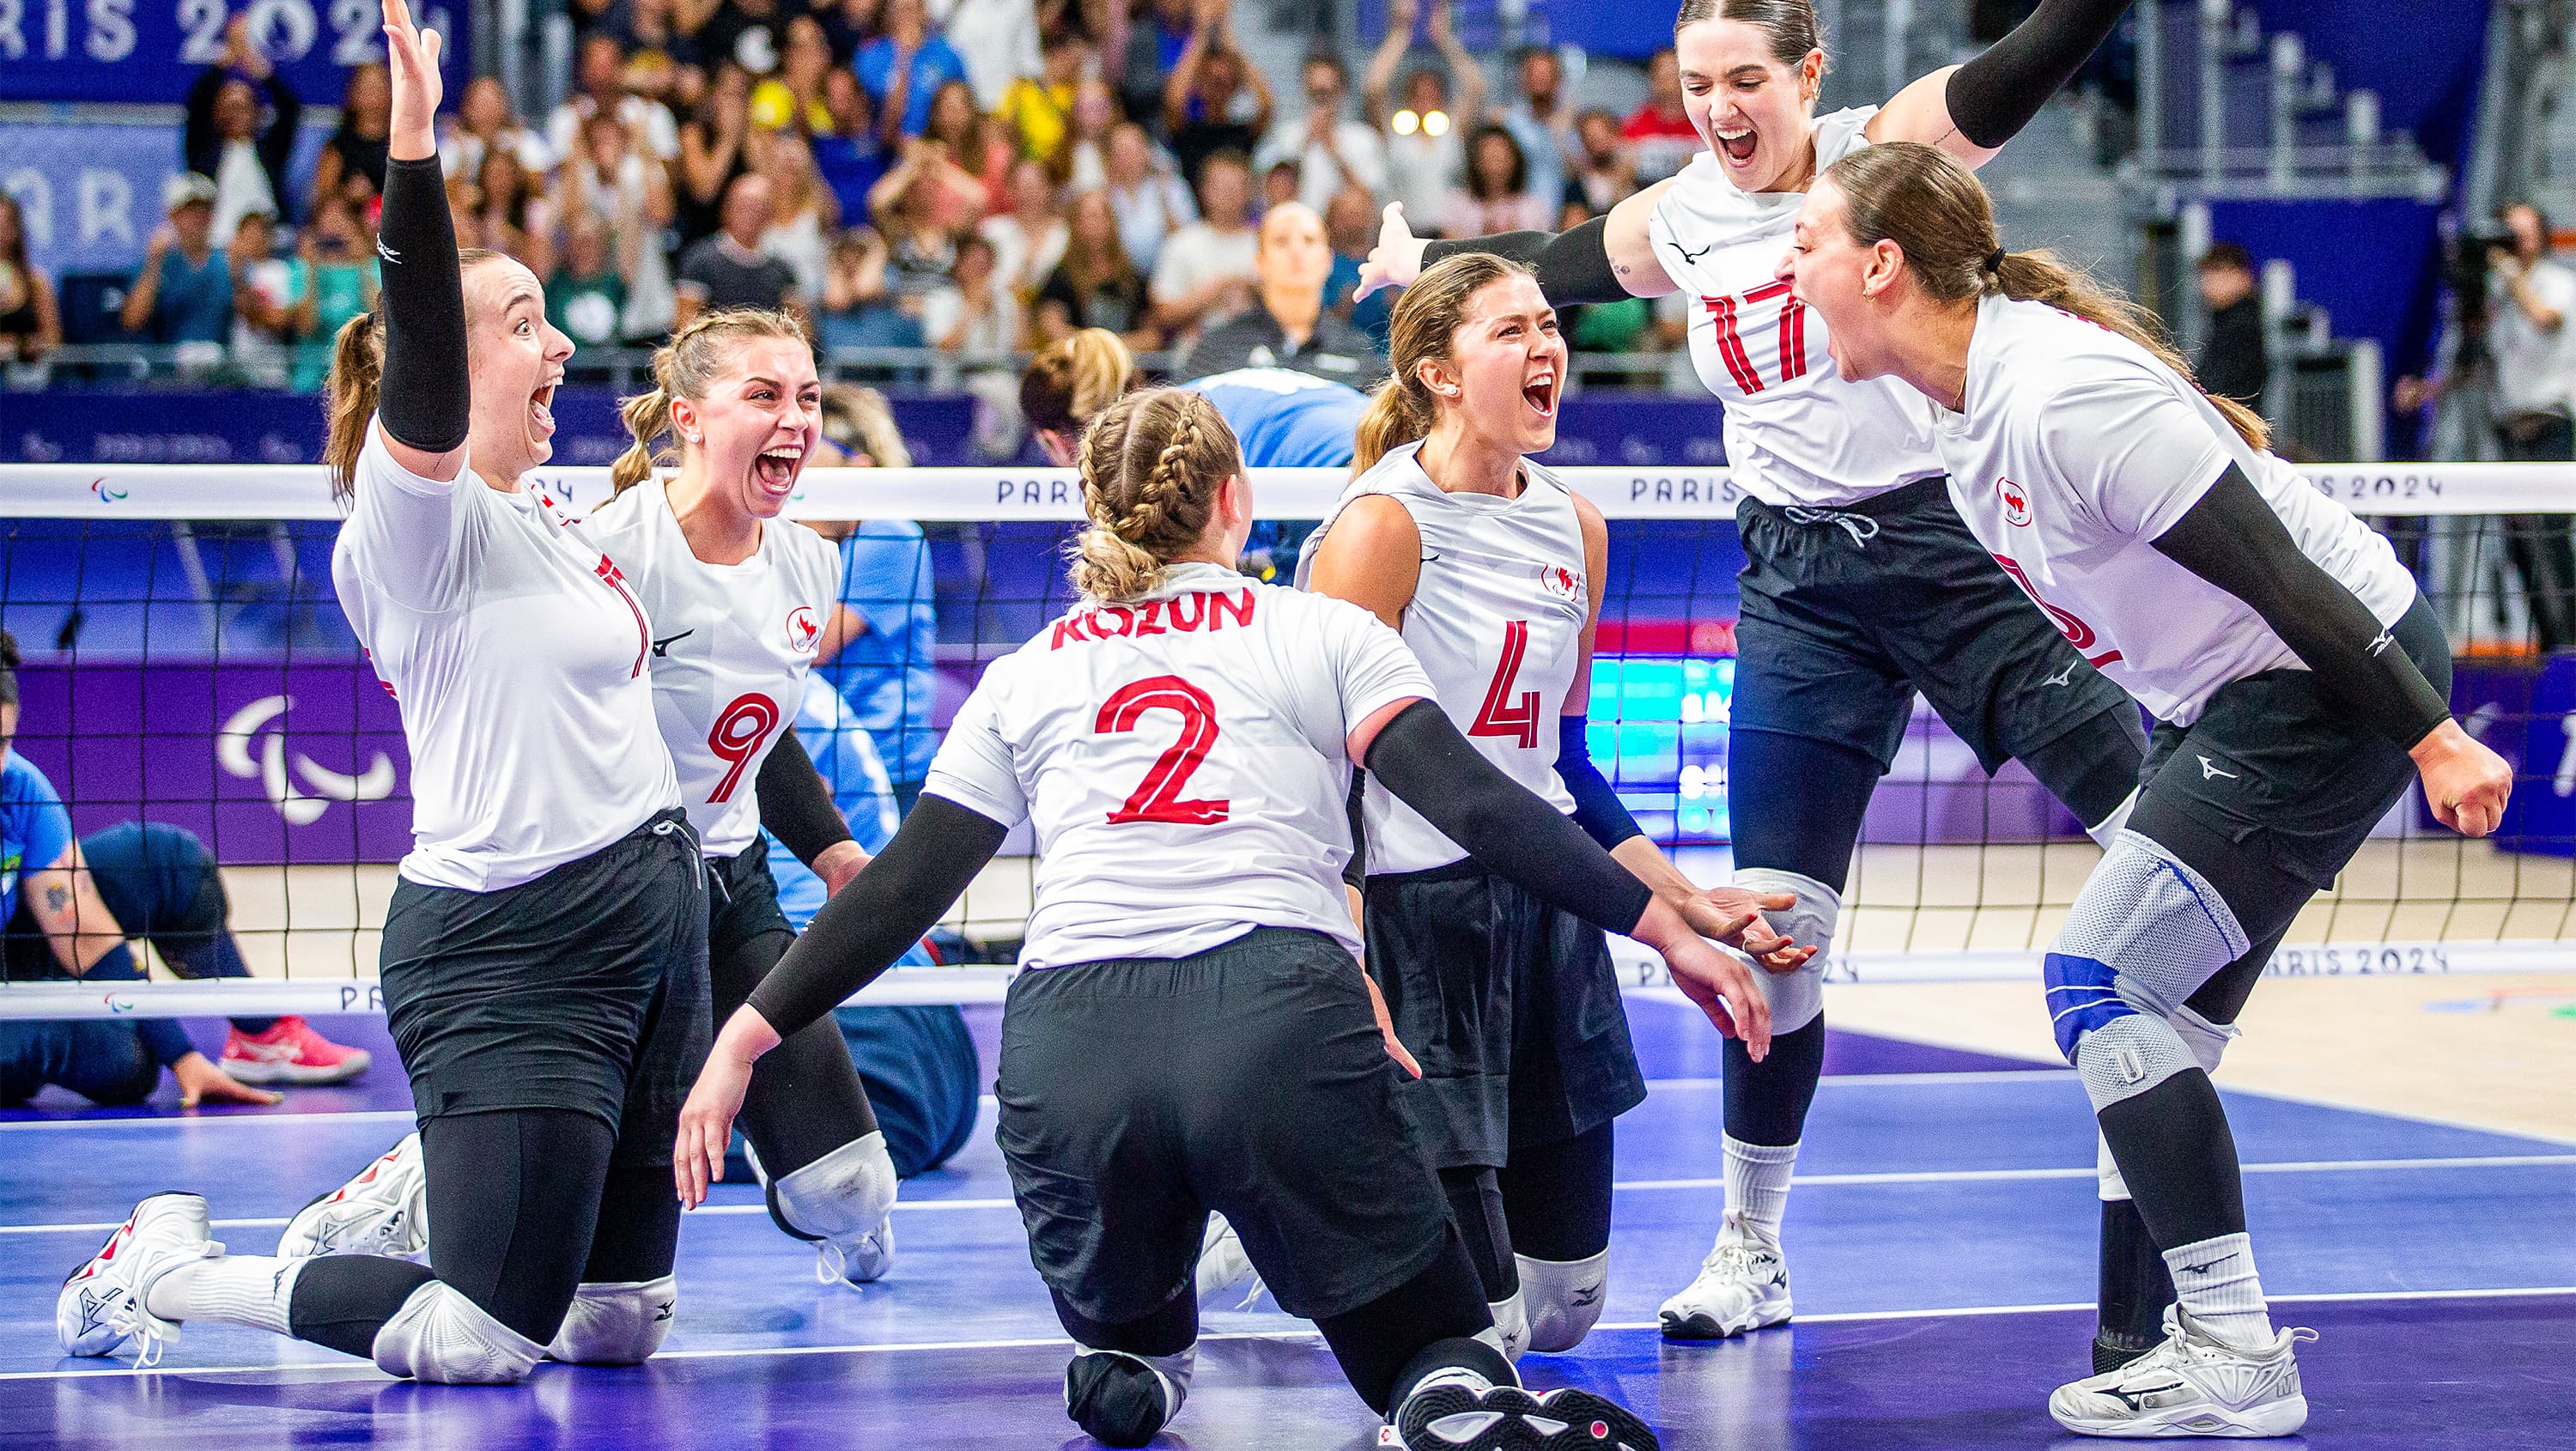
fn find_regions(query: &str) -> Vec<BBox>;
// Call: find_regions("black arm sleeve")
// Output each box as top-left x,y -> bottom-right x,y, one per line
1942,0 -> 2132,150
1365,700 -> 1654,935
2150,464 -> 2450,750
1556,713 -> 1645,851
753,728 -> 855,868
374,155 -> 471,453
1342,767 -> 1370,891
1423,216 -> 1626,307
744,794 -> 1011,1040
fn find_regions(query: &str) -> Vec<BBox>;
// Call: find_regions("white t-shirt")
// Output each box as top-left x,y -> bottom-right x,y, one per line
544,94 -> 682,167
331,424 -> 679,890
1299,442 -> 1586,873
586,478 -> 842,856
1149,222 -> 1260,309
921,280 -> 1023,355
1937,294 -> 2419,725
979,214 -> 1069,299
210,139 -> 276,251
1384,129 -> 1464,236
2488,257 -> 2576,417
1252,117 -> 1391,215
1648,106 -> 1947,507
927,0 -> 1042,109
923,562 -> 1433,968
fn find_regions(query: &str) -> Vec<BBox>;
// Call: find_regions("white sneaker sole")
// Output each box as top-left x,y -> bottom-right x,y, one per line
222,1049 -> 371,1085
2051,1392 -> 2309,1438
1658,1293 -> 1791,1341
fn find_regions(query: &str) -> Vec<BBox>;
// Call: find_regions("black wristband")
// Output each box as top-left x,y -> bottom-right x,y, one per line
1365,700 -> 1653,935
1943,0 -> 2132,150
375,155 -> 471,453
755,726 -> 856,867
1424,217 -> 1626,307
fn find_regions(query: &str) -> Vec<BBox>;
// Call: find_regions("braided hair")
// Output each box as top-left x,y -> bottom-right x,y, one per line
1068,387 -> 1244,601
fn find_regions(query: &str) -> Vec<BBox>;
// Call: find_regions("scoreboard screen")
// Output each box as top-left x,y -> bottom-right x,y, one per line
1587,654 -> 1735,844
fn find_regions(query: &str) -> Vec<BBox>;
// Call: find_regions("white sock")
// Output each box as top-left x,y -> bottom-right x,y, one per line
2163,1232 -> 2273,1351
1722,1135 -> 1798,1243
144,1254 -> 301,1336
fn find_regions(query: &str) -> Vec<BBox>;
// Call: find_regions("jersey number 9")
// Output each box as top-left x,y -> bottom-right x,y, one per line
708,692 -> 785,804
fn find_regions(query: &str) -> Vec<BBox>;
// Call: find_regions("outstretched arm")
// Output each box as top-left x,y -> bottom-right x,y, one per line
1870,0 -> 2131,166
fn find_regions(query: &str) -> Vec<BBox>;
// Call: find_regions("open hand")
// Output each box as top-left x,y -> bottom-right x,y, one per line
1353,203 -> 1428,301
1680,887 -> 1816,973
381,0 -> 444,161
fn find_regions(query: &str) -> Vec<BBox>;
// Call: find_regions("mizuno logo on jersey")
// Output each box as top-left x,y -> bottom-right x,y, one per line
1670,241 -> 1716,264
1050,590 -> 1256,650
653,629 -> 693,657
2198,756 -> 2238,781
2040,662 -> 2078,689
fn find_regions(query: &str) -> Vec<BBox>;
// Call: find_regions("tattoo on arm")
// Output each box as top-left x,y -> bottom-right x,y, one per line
44,885 -> 69,915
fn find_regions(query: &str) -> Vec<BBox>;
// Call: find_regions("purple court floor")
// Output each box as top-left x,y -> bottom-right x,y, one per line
0,1001 -> 2570,1449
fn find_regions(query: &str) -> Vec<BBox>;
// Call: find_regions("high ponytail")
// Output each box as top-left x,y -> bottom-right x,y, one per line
1020,327 -> 1137,439
323,312 -> 385,504
1352,252 -> 1534,476
1823,141 -> 2269,452
611,305 -> 812,497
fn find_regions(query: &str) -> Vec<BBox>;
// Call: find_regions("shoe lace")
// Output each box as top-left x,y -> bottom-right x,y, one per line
1701,1236 -> 1777,1279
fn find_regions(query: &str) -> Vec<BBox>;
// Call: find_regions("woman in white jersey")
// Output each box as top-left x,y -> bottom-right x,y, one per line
675,387 -> 1778,1451
1783,141 -> 2512,1438
269,310 -> 909,1294
1357,0 -> 2156,1358
60,0 -> 710,1385
1294,255 -> 1812,1360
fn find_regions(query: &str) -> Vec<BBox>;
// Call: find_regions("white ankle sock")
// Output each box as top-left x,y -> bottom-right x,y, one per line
1722,1135 -> 1798,1242
2163,1232 -> 2273,1351
145,1254 -> 300,1336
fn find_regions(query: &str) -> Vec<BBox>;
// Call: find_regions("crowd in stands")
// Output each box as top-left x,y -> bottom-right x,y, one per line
0,0 -> 1711,386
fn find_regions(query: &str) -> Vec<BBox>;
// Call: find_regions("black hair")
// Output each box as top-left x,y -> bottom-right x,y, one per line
2198,240 -> 2254,275
0,627 -> 21,707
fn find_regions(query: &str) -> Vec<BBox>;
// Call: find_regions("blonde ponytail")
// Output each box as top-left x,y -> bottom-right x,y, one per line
1352,379 -> 1432,477
1020,327 -> 1138,438
322,313 -> 384,503
1355,252 -> 1534,476
1068,387 -> 1242,602
611,386 -> 675,497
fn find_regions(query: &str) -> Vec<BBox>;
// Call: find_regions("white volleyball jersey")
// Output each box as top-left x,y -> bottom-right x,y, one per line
1299,442 -> 1586,874
1648,106 -> 1947,507
924,562 -> 1433,968
586,479 -> 843,856
332,422 -> 680,892
1937,294 -> 2418,725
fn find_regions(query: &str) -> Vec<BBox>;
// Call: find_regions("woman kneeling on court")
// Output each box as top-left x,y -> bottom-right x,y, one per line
58,0 -> 710,1382
1781,141 -> 2513,1438
676,386 -> 1794,1450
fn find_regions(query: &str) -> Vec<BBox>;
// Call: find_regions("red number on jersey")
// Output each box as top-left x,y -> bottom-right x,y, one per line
1097,676 -> 1230,825
1470,620 -> 1544,750
1701,280 -> 1810,395
707,692 -> 785,804
1990,555 -> 2124,668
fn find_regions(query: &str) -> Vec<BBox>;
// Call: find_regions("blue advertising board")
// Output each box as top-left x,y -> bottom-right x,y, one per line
0,0 -> 463,104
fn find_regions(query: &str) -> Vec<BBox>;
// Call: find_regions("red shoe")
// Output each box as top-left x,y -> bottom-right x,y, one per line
221,1017 -> 372,1085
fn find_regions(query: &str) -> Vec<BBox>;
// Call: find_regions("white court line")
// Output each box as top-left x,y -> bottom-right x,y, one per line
8,1153 -> 2573,1237
5,1284 -> 2568,1383
0,1110 -> 419,1132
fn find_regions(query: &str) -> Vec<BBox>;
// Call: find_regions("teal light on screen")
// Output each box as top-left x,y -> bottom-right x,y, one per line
1585,655 -> 1735,843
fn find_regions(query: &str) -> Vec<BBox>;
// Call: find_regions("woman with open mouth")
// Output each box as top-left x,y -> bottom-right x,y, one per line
1295,254 -> 1814,1362
1353,0 -> 2169,1370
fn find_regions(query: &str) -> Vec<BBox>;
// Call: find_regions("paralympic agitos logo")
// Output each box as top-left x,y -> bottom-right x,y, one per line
218,696 -> 398,825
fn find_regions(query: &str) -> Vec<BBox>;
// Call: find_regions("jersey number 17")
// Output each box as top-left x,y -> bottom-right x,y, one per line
1702,281 -> 1811,395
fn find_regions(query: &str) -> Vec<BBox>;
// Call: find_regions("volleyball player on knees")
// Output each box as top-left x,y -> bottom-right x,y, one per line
1288,256 -> 1811,1360
275,312 -> 905,1288
59,0 -> 711,1382
1354,0 -> 2149,1347
1783,142 -> 2511,1437
676,388 -> 1779,1450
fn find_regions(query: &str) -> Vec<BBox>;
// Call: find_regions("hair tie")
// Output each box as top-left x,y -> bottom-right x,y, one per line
1984,248 -> 2007,272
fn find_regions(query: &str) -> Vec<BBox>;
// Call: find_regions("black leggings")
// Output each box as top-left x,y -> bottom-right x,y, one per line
288,1106 -> 681,1351
709,920 -> 879,1176
1441,1120 -> 1619,1301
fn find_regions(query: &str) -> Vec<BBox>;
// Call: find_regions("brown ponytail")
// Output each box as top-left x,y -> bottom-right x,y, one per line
323,312 -> 383,503
1020,327 -> 1138,439
611,306 -> 812,497
1823,142 -> 2269,452
1068,386 -> 1242,601
1352,252 -> 1534,476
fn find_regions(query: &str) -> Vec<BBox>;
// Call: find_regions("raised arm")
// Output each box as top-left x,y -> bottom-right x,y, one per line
373,0 -> 469,481
1361,0 -> 1416,129
1427,0 -> 1483,132
1870,0 -> 2131,167
1354,177 -> 1680,305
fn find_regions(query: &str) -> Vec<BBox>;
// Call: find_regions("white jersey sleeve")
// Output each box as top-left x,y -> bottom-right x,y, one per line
922,679 -> 1030,826
2035,373 -> 2235,541
337,421 -> 475,614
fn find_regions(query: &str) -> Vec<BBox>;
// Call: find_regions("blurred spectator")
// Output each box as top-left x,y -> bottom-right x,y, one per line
549,33 -> 683,171
1036,189 -> 1151,345
2192,241 -> 2266,411
1623,48 -> 1699,183
820,228 -> 926,350
677,61 -> 757,249
291,194 -> 379,391
2486,203 -> 2576,649
696,0 -> 796,76
1366,0 -> 1481,232
1321,181 -> 1384,326
1496,47 -> 1577,213
463,146 -> 556,277
1059,77 -> 1119,192
983,157 -> 1069,301
813,380 -> 910,465
600,0 -> 701,70
1119,0 -> 1196,123
961,108 -> 1020,213
677,173 -> 806,325
1163,0 -> 1273,192
1253,54 -> 1387,216
119,175 -> 231,367
1264,160 -> 1303,214
1445,124 -> 1549,236
1000,32 -> 1089,167
1150,150 -> 1258,341
922,233 -> 1021,353
227,209 -> 296,387
185,16 -> 301,240
812,70 -> 893,224
1104,121 -> 1194,276
441,76 -> 556,183
750,15 -> 839,131
859,0 -> 970,141
817,484 -> 944,813
0,196 -> 60,367
1571,107 -> 1638,214
867,133 -> 988,237
557,109 -> 678,337
758,129 -> 843,308
547,216 -> 633,348
931,0 -> 1043,112
311,64 -> 394,209
818,0 -> 887,64
1178,202 -> 1379,382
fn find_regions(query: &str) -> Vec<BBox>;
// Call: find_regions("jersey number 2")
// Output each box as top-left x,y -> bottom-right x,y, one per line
1704,280 -> 1810,395
1097,676 -> 1230,825
1470,621 -> 1543,750
708,692 -> 784,804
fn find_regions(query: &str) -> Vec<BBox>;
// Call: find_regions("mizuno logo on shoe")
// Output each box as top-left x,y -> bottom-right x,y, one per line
2198,755 -> 2238,780
2109,1381 -> 2185,1410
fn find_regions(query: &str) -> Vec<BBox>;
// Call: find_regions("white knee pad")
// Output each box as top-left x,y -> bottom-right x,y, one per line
1728,868 -> 1837,1035
543,1276 -> 677,1365
1516,1250 -> 1608,1354
1486,1290 -> 1529,1363
2097,1131 -> 2129,1201
370,1281 -> 545,1385
769,1131 -> 899,1241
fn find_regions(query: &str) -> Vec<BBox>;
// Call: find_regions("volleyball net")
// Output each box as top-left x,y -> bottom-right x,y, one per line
0,460 -> 2567,1018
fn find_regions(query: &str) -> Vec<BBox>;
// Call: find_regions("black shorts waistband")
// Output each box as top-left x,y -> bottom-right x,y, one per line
1365,857 -> 1495,889
1740,472 -> 1951,523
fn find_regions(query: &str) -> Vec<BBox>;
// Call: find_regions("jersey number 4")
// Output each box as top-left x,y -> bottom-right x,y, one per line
1470,621 -> 1543,750
708,692 -> 784,804
1702,280 -> 1810,395
1097,676 -> 1230,825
